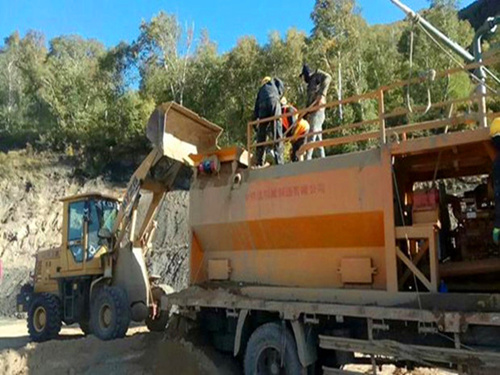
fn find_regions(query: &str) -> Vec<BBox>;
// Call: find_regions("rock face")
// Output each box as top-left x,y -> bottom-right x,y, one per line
0,151 -> 190,316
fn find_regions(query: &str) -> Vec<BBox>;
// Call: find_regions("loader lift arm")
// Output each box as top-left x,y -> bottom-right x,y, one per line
107,101 -> 223,255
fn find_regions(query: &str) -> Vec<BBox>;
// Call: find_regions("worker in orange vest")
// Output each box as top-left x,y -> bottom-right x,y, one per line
491,117 -> 500,244
281,97 -> 310,162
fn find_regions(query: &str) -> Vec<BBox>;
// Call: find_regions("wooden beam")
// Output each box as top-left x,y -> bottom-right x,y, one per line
408,165 -> 491,181
395,225 -> 434,239
440,258 -> 500,278
408,156 -> 490,173
396,246 -> 433,291
397,146 -> 488,167
248,91 -> 378,126
399,240 -> 430,289
390,127 -> 490,156
297,131 -> 379,156
383,97 -> 474,120
387,115 -> 476,137
378,90 -> 386,144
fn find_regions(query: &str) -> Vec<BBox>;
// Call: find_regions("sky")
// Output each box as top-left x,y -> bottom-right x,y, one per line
0,0 -> 477,52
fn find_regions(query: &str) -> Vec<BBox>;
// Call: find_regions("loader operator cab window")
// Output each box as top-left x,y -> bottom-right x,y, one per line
68,199 -> 113,263
96,199 -> 119,233
68,200 -> 85,263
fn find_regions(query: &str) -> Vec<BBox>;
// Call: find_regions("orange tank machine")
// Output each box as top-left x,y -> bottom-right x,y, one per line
159,53 -> 500,375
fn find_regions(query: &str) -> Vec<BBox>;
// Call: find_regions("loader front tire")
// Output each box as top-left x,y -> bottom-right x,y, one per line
244,322 -> 303,375
27,293 -> 62,342
90,286 -> 130,340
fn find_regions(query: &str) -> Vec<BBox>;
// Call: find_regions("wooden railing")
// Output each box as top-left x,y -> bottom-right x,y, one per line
247,53 -> 500,166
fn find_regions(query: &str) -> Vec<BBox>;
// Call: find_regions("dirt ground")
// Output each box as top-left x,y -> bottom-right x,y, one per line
0,318 -> 241,375
0,318 -> 458,375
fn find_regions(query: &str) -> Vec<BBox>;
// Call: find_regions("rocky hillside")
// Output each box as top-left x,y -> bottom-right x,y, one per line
0,150 -> 190,316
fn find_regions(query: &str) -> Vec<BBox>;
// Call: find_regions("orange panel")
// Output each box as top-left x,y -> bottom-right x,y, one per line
205,247 -> 387,289
194,211 -> 384,252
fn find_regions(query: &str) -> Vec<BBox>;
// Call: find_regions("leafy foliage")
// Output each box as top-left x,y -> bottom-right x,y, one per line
0,1 -> 494,174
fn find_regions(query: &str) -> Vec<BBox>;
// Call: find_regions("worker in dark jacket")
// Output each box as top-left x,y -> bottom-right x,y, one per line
299,64 -> 332,160
253,77 -> 284,166
491,118 -> 500,244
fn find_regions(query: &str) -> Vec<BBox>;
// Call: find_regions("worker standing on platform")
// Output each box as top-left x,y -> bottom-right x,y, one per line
491,117 -> 500,244
281,97 -> 310,162
300,64 -> 332,160
253,77 -> 284,166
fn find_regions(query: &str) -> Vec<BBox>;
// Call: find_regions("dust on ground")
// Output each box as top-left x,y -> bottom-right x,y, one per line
0,319 -> 240,375
0,318 -> 458,375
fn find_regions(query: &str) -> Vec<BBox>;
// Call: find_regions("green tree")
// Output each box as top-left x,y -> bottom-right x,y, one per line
310,0 -> 370,124
219,36 -> 264,145
135,12 -> 194,105
0,31 -> 51,147
182,30 -> 225,125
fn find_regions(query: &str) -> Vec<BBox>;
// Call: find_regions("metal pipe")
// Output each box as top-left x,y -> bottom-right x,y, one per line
391,0 -> 500,128
390,0 -> 474,62
474,16 -> 500,62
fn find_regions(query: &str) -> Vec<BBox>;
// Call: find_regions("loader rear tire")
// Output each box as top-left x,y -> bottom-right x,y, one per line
27,293 -> 62,342
145,286 -> 169,332
90,286 -> 130,340
244,322 -> 303,375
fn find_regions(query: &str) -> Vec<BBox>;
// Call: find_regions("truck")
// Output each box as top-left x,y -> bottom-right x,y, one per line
156,13 -> 500,375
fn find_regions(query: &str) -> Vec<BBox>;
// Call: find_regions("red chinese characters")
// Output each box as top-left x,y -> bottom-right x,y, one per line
247,183 -> 326,201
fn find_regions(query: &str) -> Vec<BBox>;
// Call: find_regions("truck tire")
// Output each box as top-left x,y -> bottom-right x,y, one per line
244,322 -> 304,375
27,293 -> 62,342
145,286 -> 169,332
90,286 -> 130,340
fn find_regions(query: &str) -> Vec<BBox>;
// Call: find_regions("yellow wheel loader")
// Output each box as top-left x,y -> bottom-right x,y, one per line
16,103 -> 222,342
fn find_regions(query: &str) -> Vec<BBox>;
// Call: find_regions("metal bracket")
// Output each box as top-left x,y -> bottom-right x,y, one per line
291,320 -> 318,368
439,312 -> 466,333
418,323 -> 438,334
372,322 -> 390,331
233,309 -> 249,356
304,314 -> 319,324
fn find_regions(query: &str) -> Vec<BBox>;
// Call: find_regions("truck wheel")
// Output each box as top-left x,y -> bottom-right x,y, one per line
27,293 -> 62,342
90,286 -> 130,340
146,286 -> 169,332
244,322 -> 303,375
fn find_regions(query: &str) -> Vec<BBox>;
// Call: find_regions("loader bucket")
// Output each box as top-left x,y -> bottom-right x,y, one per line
146,102 -> 223,165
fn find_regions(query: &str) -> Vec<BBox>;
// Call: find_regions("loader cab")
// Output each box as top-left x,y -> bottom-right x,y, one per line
59,193 -> 119,275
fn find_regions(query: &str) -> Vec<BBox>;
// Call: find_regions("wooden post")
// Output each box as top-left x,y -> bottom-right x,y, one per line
367,319 -> 378,374
378,89 -> 386,144
428,227 -> 439,292
247,122 -> 252,167
477,82 -> 488,128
